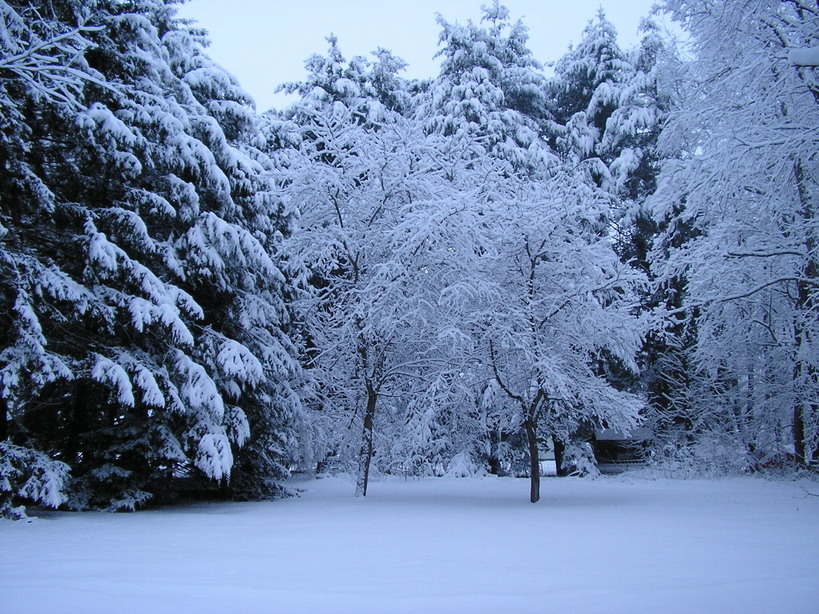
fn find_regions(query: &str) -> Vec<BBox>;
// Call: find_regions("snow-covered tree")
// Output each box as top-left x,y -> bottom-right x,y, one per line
599,18 -> 674,206
420,2 -> 553,171
547,9 -> 668,207
0,0 -> 102,517
369,133 -> 519,480
550,8 -> 630,136
469,170 -> 646,500
648,0 -> 819,469
548,9 -> 668,211
278,34 -> 412,124
0,0 -> 302,513
280,97 -> 440,495
280,61 -> 550,492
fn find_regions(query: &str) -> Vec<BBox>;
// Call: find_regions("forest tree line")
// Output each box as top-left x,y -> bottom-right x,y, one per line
1,0 -> 816,517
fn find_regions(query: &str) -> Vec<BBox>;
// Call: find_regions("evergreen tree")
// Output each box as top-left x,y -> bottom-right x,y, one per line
421,2 -> 553,171
547,9 -> 633,198
0,0 -> 302,514
548,12 -> 675,259
550,8 -> 629,133
278,34 -> 412,124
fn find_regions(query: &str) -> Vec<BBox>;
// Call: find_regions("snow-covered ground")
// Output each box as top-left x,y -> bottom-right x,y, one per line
2,474 -> 817,613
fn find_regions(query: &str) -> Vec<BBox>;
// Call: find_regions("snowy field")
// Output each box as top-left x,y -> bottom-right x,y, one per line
2,474 -> 818,614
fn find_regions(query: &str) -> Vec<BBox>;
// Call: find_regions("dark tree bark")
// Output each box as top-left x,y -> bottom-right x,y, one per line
0,396 -> 7,442
524,415 -> 540,503
356,384 -> 378,496
553,436 -> 569,477
489,340 -> 549,502
793,160 -> 817,465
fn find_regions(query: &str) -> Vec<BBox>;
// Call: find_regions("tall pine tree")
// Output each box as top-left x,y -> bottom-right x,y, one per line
0,0 -> 302,515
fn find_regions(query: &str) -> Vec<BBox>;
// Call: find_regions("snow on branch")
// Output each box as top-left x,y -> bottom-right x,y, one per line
194,433 -> 233,482
0,4 -> 113,108
1,442 -> 70,518
789,47 -> 819,67
90,354 -> 135,407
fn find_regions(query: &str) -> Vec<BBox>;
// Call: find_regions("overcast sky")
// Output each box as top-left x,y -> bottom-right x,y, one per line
177,1 -> 659,112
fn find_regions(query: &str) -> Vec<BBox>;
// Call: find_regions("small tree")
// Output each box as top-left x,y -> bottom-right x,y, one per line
282,97 -> 451,495
478,173 -> 645,501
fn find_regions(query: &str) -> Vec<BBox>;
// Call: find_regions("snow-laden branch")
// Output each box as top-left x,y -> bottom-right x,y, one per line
789,47 -> 819,67
726,250 -> 805,259
660,277 -> 803,321
537,268 -> 629,330
488,338 -> 526,408
0,16 -> 115,106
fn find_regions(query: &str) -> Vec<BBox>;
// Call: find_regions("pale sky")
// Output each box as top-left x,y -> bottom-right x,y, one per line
177,0 -> 660,112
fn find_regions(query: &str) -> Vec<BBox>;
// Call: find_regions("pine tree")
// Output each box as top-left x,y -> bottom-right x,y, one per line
278,34 -> 411,124
1,0 -> 106,517
547,9 -> 633,196
0,0 -> 302,514
550,8 -> 630,133
421,2 -> 553,171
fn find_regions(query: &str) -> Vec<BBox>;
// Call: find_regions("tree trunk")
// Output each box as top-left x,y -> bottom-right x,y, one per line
67,379 -> 91,465
524,416 -> 540,503
0,395 -> 7,441
487,430 -> 501,475
355,385 -> 377,497
793,160 -> 817,464
794,401 -> 806,464
553,436 -> 568,477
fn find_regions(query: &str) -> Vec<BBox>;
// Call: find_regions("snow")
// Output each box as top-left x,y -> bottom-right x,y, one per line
788,47 -> 819,67
217,339 -> 264,385
172,350 -> 224,419
1,475 -> 817,613
194,433 -> 233,481
90,354 -> 135,407
129,362 -> 165,408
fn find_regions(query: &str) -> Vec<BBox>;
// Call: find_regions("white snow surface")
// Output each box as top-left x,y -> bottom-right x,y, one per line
1,474 -> 817,613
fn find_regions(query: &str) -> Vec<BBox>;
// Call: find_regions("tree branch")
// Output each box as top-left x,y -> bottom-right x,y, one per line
488,338 -> 525,408
726,250 -> 804,259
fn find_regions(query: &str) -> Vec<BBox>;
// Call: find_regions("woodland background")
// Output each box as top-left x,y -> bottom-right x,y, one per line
1,0 -> 817,517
